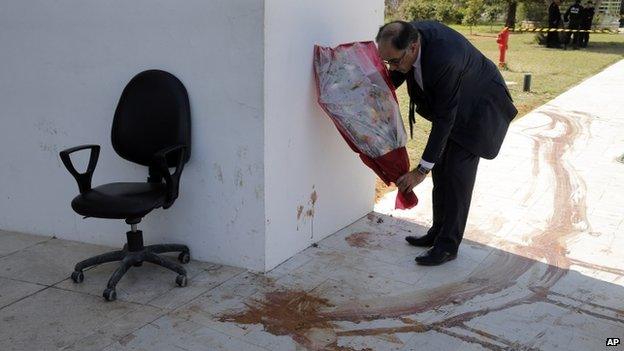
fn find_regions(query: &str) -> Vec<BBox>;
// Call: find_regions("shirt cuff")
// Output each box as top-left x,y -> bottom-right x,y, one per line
419,159 -> 435,170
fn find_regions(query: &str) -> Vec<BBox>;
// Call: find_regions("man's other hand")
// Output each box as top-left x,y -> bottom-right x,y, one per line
396,169 -> 426,194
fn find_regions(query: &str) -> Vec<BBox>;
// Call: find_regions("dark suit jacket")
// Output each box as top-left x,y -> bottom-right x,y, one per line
581,6 -> 595,29
390,21 -> 518,163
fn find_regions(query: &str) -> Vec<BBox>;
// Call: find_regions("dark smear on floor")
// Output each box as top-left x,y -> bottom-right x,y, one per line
344,232 -> 376,249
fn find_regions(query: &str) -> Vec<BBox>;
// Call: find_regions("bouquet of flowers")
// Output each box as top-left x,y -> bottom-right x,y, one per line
313,41 -> 417,210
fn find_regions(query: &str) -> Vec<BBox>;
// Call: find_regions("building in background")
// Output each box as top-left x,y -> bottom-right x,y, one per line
595,0 -> 622,28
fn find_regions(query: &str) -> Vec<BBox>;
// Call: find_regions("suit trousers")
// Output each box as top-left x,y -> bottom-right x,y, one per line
430,139 -> 480,253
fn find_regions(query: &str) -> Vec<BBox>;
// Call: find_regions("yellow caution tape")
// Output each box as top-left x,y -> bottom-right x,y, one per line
508,27 -> 617,34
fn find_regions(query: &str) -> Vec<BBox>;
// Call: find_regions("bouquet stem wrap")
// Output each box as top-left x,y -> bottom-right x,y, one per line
313,41 -> 418,210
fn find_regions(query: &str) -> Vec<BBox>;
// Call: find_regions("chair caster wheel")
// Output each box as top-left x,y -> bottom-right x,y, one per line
71,271 -> 84,284
103,288 -> 117,301
178,251 -> 190,264
176,275 -> 188,287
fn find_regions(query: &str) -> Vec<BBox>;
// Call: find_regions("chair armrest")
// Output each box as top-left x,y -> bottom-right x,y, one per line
59,144 -> 101,194
153,144 -> 188,208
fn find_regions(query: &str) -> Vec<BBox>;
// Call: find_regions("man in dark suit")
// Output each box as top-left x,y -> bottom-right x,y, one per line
580,1 -> 595,47
547,0 -> 563,48
375,21 -> 518,266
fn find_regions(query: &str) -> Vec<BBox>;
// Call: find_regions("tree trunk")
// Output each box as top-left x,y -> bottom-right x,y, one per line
505,0 -> 517,28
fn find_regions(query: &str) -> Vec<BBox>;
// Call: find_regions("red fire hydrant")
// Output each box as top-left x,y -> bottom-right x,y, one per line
497,27 -> 510,69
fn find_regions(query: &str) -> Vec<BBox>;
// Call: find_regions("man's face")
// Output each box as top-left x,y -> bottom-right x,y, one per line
377,40 -> 420,74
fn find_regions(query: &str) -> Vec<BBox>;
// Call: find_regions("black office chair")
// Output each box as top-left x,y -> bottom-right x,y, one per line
59,69 -> 192,301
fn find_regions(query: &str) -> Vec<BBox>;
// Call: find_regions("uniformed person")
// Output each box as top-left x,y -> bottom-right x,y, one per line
564,0 -> 584,49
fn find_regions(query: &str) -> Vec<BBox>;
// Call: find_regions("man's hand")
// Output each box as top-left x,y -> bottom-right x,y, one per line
396,169 -> 426,194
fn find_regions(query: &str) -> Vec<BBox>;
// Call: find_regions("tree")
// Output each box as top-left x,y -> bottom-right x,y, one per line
397,0 -> 465,23
483,0 -> 508,30
385,0 -> 406,20
505,0 -> 518,27
463,0 -> 486,33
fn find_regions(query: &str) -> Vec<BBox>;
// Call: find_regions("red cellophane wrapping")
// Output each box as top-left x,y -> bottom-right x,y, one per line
313,41 -> 417,209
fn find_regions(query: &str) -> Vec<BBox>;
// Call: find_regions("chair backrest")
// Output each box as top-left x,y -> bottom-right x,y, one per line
112,70 -> 191,167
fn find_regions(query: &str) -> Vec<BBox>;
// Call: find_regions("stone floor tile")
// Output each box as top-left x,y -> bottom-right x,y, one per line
0,238 -> 113,286
171,288 -> 265,338
62,304 -> 165,351
0,230 -> 50,257
0,287 -> 156,351
52,251 -> 239,305
147,263 -> 245,310
295,244 -> 427,286
400,330 -> 488,351
102,314 -> 269,351
0,276 -> 46,309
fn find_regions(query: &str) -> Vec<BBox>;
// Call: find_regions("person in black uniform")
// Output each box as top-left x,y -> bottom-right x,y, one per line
580,1 -> 595,47
376,21 -> 518,266
564,0 -> 584,49
548,0 -> 563,48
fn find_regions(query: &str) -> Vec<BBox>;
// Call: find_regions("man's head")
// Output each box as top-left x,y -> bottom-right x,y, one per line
574,0 -> 581,4
554,0 -> 561,5
586,0 -> 593,6
375,21 -> 420,74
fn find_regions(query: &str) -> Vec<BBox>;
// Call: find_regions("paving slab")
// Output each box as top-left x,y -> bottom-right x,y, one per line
54,254 -> 243,307
0,276 -> 46,308
0,238 -> 114,286
0,230 -> 51,257
0,287 -> 164,351
101,314 -> 269,351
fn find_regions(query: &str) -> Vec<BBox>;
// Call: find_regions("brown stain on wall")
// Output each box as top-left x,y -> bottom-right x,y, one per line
295,187 -> 319,236
297,206 -> 304,220
306,189 -> 318,219
218,108 -> 621,350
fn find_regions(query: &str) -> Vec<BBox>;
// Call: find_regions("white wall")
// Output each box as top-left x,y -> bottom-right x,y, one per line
263,0 -> 384,270
0,0 -> 267,270
0,0 -> 383,272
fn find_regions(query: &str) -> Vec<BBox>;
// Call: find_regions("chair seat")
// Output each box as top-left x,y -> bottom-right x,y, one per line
71,182 -> 166,219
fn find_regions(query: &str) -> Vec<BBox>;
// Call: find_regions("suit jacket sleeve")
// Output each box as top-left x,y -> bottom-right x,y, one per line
389,70 -> 407,89
549,4 -> 560,25
421,49 -> 464,164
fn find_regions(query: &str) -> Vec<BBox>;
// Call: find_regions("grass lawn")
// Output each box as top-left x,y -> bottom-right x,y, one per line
375,24 -> 624,201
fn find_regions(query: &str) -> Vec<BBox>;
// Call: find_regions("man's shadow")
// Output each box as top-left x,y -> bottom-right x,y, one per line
327,211 -> 624,350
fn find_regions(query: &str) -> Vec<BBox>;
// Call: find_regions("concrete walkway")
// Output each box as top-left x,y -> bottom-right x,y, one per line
1,60 -> 623,351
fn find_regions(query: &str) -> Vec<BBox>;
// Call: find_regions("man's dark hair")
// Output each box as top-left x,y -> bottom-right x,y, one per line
375,21 -> 420,50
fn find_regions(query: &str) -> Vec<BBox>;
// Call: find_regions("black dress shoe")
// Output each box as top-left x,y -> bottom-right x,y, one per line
405,234 -> 435,247
415,248 -> 457,266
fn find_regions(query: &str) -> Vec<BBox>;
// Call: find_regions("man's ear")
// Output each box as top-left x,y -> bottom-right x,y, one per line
409,42 -> 415,52
410,42 -> 419,54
